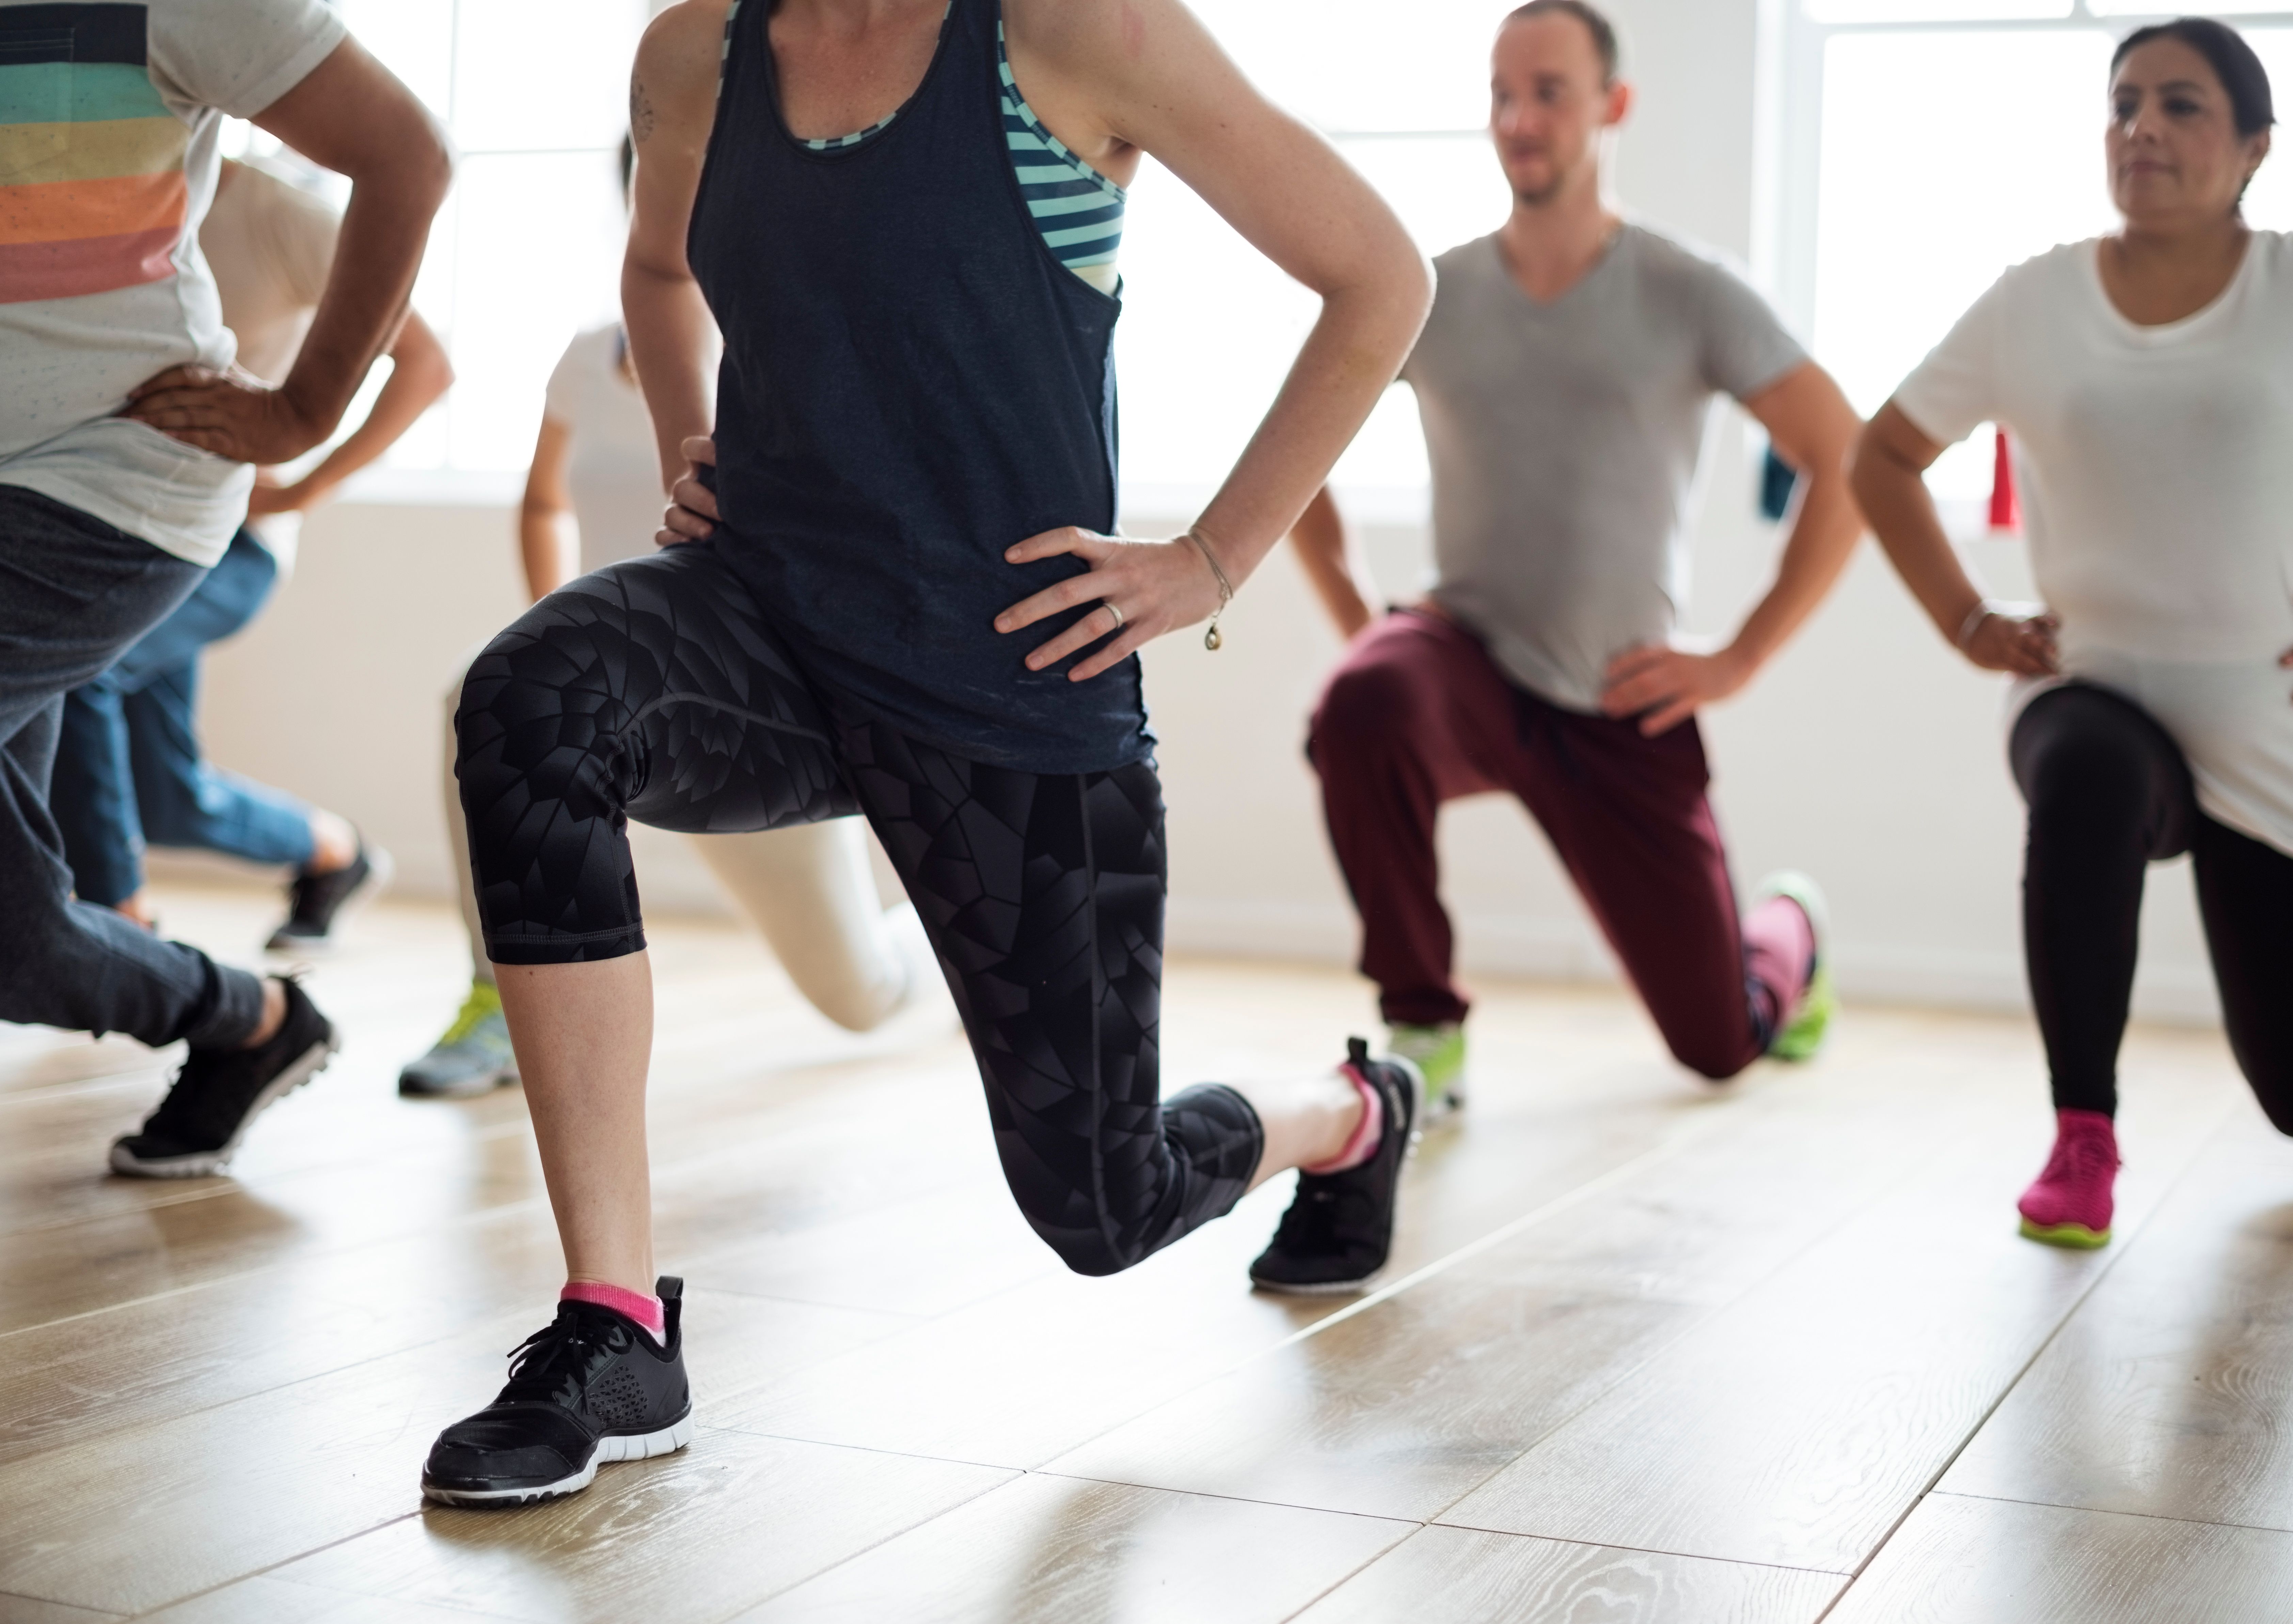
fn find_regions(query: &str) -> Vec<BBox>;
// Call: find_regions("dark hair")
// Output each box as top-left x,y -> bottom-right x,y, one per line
620,134 -> 635,194
1503,0 -> 1620,86
2112,17 -> 2276,139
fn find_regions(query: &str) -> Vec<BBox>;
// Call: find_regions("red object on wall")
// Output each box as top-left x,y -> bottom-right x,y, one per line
1989,425 -> 2020,532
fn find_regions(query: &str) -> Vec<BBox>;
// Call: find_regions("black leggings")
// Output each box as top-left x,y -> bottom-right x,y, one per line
2012,683 -> 2293,1130
455,543 -> 1263,1275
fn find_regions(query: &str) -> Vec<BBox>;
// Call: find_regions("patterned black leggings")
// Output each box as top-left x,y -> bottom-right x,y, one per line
455,542 -> 1263,1275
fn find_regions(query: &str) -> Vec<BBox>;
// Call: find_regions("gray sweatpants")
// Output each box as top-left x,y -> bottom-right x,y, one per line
0,485 -> 266,1049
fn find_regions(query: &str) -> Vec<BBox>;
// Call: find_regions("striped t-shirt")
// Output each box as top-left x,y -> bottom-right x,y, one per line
791,8 -> 1125,296
0,0 -> 344,563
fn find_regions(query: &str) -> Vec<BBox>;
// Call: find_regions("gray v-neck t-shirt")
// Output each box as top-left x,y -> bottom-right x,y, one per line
1403,224 -> 1805,712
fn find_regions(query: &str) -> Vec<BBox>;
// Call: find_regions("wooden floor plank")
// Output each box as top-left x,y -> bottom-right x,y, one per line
1046,1054 -> 2040,1522
731,1471 -> 1411,1623
1939,1114 -> 2293,1532
255,1433 -> 1011,1624
1827,1493 -> 2293,1623
0,1594 -> 123,1624
0,1293 -> 903,1617
1436,1052 -> 2242,1573
3,885 -> 2270,1622
1290,1525 -> 1844,1623
132,1577 -> 531,1624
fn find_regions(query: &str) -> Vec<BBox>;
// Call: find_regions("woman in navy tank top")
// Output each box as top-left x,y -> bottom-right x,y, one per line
421,0 -> 1431,1507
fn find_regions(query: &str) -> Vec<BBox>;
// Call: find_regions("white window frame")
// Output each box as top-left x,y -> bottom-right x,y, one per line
1767,1 -> 2293,341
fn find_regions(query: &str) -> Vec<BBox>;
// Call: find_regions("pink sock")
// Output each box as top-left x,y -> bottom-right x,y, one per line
1301,1063 -> 1384,1175
562,1280 -> 666,1342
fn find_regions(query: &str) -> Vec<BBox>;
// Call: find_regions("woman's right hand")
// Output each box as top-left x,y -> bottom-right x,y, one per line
657,436 -> 718,547
1963,609 -> 2061,676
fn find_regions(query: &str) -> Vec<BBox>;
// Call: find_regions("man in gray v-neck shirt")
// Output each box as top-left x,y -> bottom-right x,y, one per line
1292,0 -> 1866,1110
1407,223 -> 1806,710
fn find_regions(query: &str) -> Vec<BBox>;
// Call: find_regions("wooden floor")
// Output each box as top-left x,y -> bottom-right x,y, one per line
3,887 -> 2290,1623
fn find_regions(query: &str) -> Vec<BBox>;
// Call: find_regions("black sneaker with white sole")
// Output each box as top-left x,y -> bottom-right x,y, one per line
1248,1038 -> 1423,1296
109,976 -> 338,1178
422,1278 -> 694,1508
267,841 -> 392,954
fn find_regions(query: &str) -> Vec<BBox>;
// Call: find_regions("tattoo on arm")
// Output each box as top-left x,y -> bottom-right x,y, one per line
630,68 -> 658,144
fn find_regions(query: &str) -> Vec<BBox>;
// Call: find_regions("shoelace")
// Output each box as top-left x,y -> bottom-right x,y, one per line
2042,1131 -> 2118,1186
499,1311 -> 628,1407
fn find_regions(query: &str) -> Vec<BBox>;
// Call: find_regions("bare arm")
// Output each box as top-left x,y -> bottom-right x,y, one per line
123,39 -> 453,464
1600,363 -> 1866,735
520,417 -> 580,601
1287,487 -> 1378,640
1851,401 -> 2057,676
995,0 -> 1432,679
250,309 -> 453,514
623,1 -> 725,506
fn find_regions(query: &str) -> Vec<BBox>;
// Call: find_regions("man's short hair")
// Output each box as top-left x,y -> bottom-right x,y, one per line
1503,0 -> 1621,85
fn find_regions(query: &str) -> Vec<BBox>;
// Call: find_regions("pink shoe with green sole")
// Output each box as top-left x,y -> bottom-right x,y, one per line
2017,1108 -> 2119,1248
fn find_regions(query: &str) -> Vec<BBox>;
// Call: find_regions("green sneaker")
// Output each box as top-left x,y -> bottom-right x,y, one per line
399,980 -> 520,1099
1755,871 -> 1834,1062
1386,1021 -> 1466,1119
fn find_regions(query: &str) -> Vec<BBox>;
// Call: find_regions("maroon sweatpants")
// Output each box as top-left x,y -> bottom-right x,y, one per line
1310,610 -> 1811,1081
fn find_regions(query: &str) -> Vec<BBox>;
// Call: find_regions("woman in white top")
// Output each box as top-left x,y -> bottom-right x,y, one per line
400,152 -> 937,1096
1854,17 -> 2290,1249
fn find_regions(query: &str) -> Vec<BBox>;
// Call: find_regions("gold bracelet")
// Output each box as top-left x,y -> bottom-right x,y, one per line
1181,527 -> 1234,650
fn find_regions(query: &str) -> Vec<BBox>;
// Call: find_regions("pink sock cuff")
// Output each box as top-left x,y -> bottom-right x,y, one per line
1302,1064 -> 1384,1176
562,1280 -> 666,1340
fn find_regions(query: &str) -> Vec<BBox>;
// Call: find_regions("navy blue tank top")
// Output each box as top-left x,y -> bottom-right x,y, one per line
687,0 -> 1149,774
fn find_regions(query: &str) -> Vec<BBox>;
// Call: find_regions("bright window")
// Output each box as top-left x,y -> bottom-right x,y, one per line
1781,2 -> 2293,514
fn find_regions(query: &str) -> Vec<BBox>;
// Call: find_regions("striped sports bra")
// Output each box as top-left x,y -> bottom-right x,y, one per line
793,10 -> 1125,295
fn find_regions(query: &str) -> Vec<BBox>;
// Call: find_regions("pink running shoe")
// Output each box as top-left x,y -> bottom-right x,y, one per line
2017,1108 -> 2120,1248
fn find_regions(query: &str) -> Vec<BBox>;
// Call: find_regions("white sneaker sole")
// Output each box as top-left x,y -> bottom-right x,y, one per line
421,1413 -> 696,1508
107,1032 -> 341,1179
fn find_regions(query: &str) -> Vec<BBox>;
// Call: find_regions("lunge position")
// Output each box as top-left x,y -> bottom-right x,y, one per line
401,151 -> 939,1100
49,156 -> 452,953
1294,0 -> 1861,1109
1854,18 -> 2291,1248
418,0 -> 1432,1506
0,1 -> 449,1176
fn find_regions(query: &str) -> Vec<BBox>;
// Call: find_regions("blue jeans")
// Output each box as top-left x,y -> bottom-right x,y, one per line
0,486 -> 266,1048
51,527 -> 314,907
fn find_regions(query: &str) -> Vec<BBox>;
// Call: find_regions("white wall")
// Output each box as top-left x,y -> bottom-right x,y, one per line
192,0 -> 2218,1024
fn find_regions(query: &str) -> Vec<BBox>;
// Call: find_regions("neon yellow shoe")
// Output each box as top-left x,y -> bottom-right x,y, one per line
1386,1022 -> 1466,1120
1754,871 -> 1834,1062
399,979 -> 519,1099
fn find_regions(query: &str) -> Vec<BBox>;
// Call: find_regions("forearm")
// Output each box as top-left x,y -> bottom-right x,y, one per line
286,333 -> 452,500
520,509 -> 578,601
1193,279 -> 1426,587
279,184 -> 449,441
1288,486 -> 1376,639
1854,458 -> 1986,643
623,260 -> 717,490
1723,468 -> 1862,671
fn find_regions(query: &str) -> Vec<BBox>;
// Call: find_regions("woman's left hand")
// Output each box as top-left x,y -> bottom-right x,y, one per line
1599,643 -> 1754,736
996,526 -> 1225,682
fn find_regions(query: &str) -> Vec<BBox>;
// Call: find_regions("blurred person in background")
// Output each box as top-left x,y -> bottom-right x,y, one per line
1854,17 -> 2292,1250
0,1 -> 450,1178
49,152 -> 453,953
1293,0 -> 1864,1114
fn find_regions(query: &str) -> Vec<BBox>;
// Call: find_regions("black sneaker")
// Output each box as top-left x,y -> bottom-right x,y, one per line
422,1278 -> 694,1508
266,841 -> 392,954
1249,1038 -> 1423,1295
109,976 -> 339,1177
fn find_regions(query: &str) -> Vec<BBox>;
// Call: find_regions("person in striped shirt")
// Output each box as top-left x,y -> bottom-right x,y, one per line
0,1 -> 450,1178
